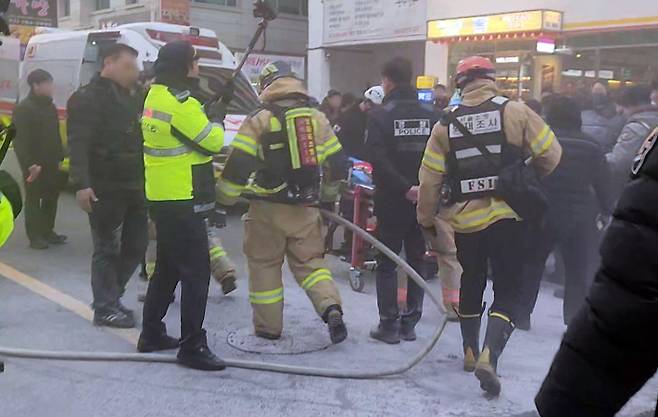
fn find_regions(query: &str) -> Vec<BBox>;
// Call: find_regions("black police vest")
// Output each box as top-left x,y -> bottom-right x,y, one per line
444,96 -> 509,202
371,96 -> 436,194
254,101 -> 322,205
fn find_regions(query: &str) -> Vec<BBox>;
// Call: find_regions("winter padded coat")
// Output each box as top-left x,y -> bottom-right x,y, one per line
536,127 -> 658,417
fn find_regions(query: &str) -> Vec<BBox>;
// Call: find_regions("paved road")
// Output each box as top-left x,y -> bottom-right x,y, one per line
0,154 -> 655,417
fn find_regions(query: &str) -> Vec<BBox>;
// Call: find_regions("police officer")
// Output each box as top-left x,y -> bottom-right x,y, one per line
138,41 -> 226,371
216,61 -> 348,344
417,56 -> 562,396
365,58 -> 440,344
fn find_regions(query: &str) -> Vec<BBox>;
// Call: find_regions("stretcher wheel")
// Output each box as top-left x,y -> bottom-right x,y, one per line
349,268 -> 366,293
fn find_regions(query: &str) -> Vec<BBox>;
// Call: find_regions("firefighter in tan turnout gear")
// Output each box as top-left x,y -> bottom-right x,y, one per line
417,56 -> 562,396
216,61 -> 348,344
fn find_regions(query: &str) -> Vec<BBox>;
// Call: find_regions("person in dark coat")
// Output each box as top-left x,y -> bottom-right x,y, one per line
334,86 -> 384,160
517,95 -> 614,330
67,43 -> 147,329
535,125 -> 658,417
12,69 -> 67,249
366,57 -> 440,344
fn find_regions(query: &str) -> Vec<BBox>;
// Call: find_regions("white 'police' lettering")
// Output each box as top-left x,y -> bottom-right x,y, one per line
394,119 -> 431,137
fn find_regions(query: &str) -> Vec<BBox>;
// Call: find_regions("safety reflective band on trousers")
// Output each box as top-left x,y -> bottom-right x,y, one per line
249,287 -> 284,305
300,268 -> 333,291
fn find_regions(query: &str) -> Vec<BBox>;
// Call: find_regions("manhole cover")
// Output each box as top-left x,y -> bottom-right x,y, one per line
226,320 -> 332,355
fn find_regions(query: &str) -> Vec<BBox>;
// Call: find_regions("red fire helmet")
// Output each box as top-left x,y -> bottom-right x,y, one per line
455,56 -> 496,87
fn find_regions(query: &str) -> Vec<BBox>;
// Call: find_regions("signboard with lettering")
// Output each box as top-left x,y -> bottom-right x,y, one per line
160,0 -> 190,26
323,0 -> 427,46
428,10 -> 563,40
235,52 -> 306,84
8,0 -> 58,28
99,11 -> 153,29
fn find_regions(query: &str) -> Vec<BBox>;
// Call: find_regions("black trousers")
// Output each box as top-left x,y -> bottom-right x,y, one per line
519,215 -> 599,324
455,219 -> 526,320
24,184 -> 59,243
375,203 -> 427,326
89,193 -> 147,312
142,207 -> 211,346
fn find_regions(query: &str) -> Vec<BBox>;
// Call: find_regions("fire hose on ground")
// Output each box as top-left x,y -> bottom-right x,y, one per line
0,209 -> 449,379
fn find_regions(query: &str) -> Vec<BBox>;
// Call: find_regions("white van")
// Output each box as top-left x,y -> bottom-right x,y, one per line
12,22 -> 259,147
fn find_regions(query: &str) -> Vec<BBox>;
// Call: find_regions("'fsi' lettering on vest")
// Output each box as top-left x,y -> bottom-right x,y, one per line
460,176 -> 499,194
449,110 -> 502,138
394,119 -> 431,137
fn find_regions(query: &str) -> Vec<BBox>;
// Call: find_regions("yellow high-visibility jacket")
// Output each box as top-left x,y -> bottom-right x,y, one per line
142,84 -> 224,210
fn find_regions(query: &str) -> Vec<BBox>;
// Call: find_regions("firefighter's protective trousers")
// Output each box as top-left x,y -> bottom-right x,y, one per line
244,200 -> 342,336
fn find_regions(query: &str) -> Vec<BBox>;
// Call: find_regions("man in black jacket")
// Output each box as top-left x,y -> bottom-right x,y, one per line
13,69 -> 67,250
334,86 -> 384,160
518,95 -> 614,329
366,58 -> 440,344
67,43 -> 147,329
536,125 -> 658,417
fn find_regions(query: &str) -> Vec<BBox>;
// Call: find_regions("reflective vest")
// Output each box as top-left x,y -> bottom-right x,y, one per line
444,96 -> 509,202
141,84 -> 224,210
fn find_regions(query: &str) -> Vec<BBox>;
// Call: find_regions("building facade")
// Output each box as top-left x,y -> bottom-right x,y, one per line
57,0 -> 308,80
309,0 -> 658,100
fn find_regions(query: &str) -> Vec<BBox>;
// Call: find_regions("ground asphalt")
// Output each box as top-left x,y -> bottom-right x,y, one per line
0,154 -> 655,417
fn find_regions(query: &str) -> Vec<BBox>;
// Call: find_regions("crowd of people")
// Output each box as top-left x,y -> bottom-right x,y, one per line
3,37 -> 658,413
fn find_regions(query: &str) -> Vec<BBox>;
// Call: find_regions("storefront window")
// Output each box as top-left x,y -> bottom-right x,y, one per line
562,29 -> 658,91
449,40 -> 537,99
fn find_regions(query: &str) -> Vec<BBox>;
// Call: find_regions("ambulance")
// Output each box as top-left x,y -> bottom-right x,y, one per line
0,22 -> 259,156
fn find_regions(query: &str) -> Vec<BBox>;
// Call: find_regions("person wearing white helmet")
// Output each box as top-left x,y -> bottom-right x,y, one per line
333,85 -> 384,159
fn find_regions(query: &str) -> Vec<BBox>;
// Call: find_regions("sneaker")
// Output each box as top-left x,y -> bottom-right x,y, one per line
177,345 -> 226,371
29,237 -> 49,250
326,308 -> 348,344
45,232 -> 67,245
93,310 -> 135,329
116,301 -> 134,318
137,332 -> 180,353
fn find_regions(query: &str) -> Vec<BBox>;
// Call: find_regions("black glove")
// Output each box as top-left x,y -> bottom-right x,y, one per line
220,79 -> 235,106
208,206 -> 227,228
205,101 -> 228,124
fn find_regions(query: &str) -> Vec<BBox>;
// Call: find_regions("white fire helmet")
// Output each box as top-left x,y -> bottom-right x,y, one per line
364,86 -> 385,105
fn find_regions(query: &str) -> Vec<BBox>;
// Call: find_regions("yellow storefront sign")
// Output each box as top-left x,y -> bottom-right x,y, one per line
428,10 -> 563,40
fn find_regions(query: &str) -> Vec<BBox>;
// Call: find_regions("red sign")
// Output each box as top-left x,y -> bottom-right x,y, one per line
160,0 -> 190,26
